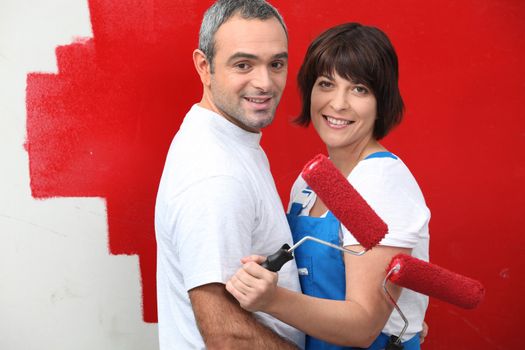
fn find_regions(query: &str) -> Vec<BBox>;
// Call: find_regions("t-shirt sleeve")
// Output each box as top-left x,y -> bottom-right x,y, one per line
342,168 -> 430,249
166,175 -> 256,291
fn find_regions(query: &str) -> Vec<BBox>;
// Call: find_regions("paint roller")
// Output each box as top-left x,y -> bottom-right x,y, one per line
261,153 -> 388,272
260,154 -> 485,348
382,254 -> 485,349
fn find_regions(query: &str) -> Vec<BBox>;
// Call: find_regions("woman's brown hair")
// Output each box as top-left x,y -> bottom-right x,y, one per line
296,22 -> 404,140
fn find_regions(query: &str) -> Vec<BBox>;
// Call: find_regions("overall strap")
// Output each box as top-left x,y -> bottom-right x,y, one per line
364,151 -> 398,160
288,202 -> 303,217
288,187 -> 315,216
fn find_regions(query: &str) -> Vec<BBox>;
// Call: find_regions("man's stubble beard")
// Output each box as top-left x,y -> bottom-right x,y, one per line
210,80 -> 281,131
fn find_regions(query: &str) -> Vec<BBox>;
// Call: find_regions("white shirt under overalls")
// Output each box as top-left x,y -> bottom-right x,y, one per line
289,154 -> 430,342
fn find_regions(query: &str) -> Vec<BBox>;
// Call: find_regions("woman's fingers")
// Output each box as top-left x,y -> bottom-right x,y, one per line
420,321 -> 429,344
240,255 -> 267,264
226,262 -> 279,312
229,269 -> 254,293
227,263 -> 269,295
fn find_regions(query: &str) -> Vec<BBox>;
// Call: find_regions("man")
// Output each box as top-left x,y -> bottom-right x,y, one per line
155,0 -> 304,349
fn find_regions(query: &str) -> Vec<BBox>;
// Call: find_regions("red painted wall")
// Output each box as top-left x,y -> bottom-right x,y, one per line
26,0 -> 524,348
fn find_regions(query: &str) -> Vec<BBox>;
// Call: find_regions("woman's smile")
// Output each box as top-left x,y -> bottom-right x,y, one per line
323,114 -> 355,128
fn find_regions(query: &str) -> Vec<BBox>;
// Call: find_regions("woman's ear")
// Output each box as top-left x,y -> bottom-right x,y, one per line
193,49 -> 211,86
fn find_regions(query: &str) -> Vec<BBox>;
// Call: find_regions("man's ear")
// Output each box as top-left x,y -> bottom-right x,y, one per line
193,49 -> 211,86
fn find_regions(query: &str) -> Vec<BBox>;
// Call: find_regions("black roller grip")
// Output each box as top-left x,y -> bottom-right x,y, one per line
386,335 -> 404,350
261,244 -> 293,272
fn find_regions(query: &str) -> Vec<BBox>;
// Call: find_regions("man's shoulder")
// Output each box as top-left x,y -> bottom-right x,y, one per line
160,105 -> 261,198
168,137 -> 245,177
159,139 -> 254,201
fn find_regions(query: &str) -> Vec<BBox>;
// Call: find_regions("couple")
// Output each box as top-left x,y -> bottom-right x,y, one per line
155,0 -> 430,349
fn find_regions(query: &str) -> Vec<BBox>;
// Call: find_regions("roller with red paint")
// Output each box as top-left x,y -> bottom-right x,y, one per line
301,153 -> 388,250
383,254 -> 485,349
387,253 -> 485,309
261,153 -> 388,271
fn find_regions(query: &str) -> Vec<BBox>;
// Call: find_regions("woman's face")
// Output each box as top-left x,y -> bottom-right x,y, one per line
310,72 -> 377,153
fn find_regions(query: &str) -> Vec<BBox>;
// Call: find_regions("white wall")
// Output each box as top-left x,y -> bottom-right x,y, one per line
0,1 -> 159,348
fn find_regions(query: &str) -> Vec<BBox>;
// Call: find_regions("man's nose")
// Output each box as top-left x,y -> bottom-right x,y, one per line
251,67 -> 272,92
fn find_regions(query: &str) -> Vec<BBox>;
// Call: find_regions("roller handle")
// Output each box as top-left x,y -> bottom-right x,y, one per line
261,244 -> 293,272
386,335 -> 404,350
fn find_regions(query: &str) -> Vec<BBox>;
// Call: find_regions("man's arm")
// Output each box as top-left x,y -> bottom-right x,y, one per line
189,283 -> 299,350
227,245 -> 411,348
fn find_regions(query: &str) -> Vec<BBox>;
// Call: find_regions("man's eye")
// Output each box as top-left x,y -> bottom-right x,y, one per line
236,63 -> 250,70
271,61 -> 285,69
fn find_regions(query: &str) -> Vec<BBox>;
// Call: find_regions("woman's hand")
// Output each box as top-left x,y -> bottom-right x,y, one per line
226,255 -> 279,312
420,321 -> 429,344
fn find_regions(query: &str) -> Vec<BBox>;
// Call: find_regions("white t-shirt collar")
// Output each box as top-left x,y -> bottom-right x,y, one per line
190,104 -> 262,149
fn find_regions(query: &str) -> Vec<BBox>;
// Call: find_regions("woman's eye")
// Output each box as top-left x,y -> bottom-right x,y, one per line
353,86 -> 369,94
318,80 -> 332,88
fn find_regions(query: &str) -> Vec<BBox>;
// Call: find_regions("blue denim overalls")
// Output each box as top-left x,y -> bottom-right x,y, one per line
286,152 -> 420,350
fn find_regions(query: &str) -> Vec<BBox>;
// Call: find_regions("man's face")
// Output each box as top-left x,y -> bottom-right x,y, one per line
207,15 -> 288,133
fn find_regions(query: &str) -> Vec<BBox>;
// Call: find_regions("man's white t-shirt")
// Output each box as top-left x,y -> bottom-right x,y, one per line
155,105 -> 304,350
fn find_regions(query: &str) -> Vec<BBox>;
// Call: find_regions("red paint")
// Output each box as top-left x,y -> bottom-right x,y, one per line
26,0 -> 210,322
26,0 -> 524,348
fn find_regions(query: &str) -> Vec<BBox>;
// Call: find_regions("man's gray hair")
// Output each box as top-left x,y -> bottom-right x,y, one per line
199,0 -> 287,72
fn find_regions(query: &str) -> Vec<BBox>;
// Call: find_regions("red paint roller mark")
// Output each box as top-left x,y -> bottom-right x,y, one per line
25,0 -> 211,322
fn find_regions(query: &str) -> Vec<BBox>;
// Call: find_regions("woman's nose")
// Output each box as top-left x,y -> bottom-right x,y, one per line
329,89 -> 350,111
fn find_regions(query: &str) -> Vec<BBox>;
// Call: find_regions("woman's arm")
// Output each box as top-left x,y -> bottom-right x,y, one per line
226,245 -> 411,348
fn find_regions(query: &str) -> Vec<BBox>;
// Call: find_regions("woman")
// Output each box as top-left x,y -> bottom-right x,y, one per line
226,22 -> 430,349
